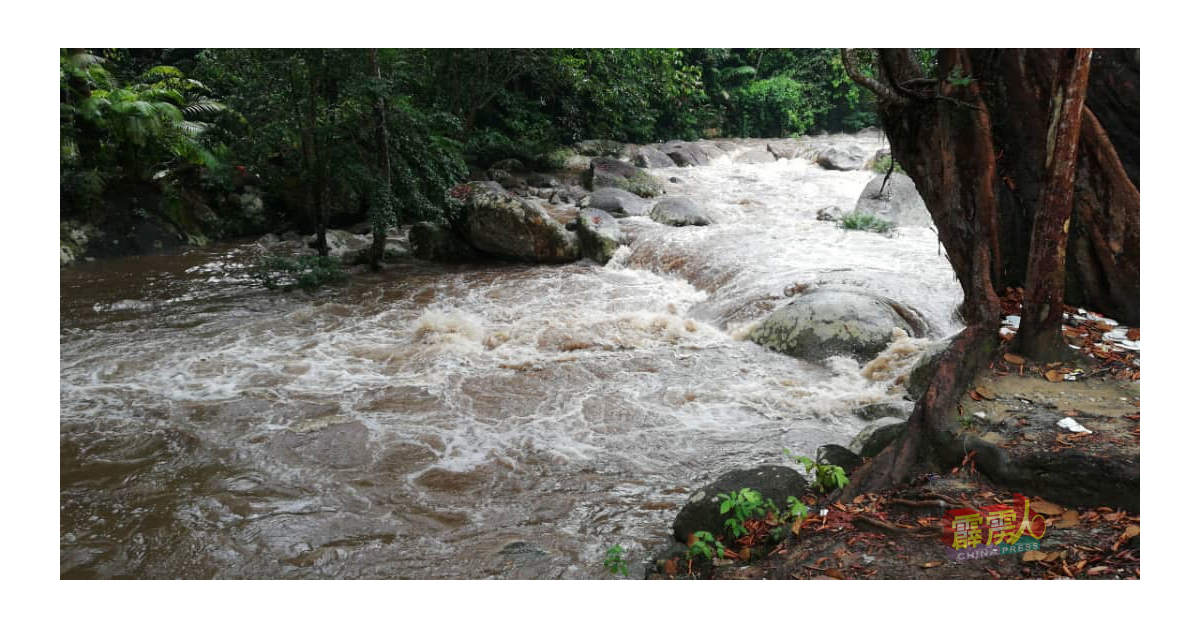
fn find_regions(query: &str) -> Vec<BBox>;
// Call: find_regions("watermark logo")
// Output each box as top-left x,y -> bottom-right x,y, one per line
942,493 -> 1047,561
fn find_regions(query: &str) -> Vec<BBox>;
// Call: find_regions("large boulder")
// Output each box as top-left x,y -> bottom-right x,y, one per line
650,197 -> 712,227
410,222 -> 478,262
735,149 -> 777,164
695,143 -> 728,160
583,157 -> 664,198
815,146 -> 867,171
586,187 -> 650,217
633,146 -> 676,169
322,229 -> 373,263
749,290 -> 916,363
767,139 -> 803,160
661,140 -> 710,167
849,418 -> 907,458
855,173 -> 931,227
451,181 -> 581,263
575,209 -> 624,264
671,465 -> 808,542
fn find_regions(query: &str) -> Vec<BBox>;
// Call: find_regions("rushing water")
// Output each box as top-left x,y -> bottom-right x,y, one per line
60,133 -> 962,579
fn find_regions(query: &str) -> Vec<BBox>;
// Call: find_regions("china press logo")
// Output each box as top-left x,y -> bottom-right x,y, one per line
942,494 -> 1047,561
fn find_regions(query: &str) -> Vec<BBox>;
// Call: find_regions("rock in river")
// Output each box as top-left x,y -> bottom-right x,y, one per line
410,222 -> 478,262
451,181 -> 581,263
749,290 -> 915,363
575,208 -> 623,264
815,146 -> 867,171
650,196 -> 712,227
672,465 -> 808,542
582,157 -> 664,198
585,187 -> 650,217
855,173 -> 931,227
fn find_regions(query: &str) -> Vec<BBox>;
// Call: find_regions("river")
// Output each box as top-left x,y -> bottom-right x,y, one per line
60,132 -> 962,578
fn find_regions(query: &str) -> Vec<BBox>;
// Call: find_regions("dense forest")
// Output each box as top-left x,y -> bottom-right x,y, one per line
60,48 -> 878,262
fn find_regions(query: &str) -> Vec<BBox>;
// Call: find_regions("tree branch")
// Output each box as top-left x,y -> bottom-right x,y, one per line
841,49 -> 909,105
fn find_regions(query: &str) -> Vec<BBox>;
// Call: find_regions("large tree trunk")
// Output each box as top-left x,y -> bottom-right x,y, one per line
1014,49 -> 1093,361
839,48 -> 1138,496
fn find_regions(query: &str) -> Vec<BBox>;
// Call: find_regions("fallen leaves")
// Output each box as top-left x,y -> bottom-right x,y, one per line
1003,353 -> 1026,366
1044,369 -> 1064,383
1030,499 -> 1066,516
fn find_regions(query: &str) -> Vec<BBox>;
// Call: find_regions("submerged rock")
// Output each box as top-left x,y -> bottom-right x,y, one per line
749,290 -> 915,363
735,149 -> 777,164
583,157 -> 664,198
815,206 -> 844,222
575,208 -> 623,264
672,465 -> 808,542
451,181 -> 581,263
410,222 -> 478,262
855,173 -> 931,227
650,197 -> 712,227
585,187 -> 650,217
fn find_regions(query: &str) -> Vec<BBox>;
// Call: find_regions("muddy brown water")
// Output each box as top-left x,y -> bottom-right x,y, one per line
60,135 -> 962,578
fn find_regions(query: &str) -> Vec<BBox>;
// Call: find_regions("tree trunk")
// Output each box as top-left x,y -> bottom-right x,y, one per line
1014,49 -> 1093,362
839,48 -> 1138,496
304,53 -> 329,257
367,49 -> 393,271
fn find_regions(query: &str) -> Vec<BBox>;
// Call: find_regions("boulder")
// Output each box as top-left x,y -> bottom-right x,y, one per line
815,146 -> 867,171
586,187 -> 650,217
767,139 -> 802,160
905,337 -> 951,400
319,229 -> 373,263
410,222 -> 478,262
451,181 -> 581,263
817,444 -> 864,473
633,146 -> 676,169
661,140 -> 710,167
855,173 -> 931,227
695,143 -> 728,160
525,173 -> 560,188
488,168 -> 526,190
815,206 -> 845,222
583,157 -> 664,198
735,149 -> 777,164
575,208 -> 624,264
671,465 -> 808,542
850,418 -> 907,458
749,290 -> 915,363
650,197 -> 712,227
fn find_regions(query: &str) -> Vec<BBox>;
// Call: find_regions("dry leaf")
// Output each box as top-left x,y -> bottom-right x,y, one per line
975,386 -> 997,400
1003,353 -> 1025,365
663,558 -> 678,576
1030,499 -> 1065,516
1121,525 -> 1140,541
921,561 -> 944,568
969,391 -> 982,401
1057,510 -> 1081,528
792,519 -> 804,536
1044,369 -> 1064,383
1087,566 -> 1111,576
824,568 -> 846,580
738,548 -> 751,561
1022,550 -> 1048,562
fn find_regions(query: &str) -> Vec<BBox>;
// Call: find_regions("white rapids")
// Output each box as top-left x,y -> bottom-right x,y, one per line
60,131 -> 962,579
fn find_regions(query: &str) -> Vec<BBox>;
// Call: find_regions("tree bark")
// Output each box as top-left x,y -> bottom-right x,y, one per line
1014,49 -> 1093,361
839,48 -> 1138,496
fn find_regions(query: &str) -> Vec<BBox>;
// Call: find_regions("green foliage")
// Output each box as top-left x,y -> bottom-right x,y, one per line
731,76 -> 817,138
251,255 -> 347,292
603,544 -> 629,577
947,64 -> 976,88
871,155 -> 904,175
786,496 -> 809,521
840,212 -> 897,235
687,531 -> 725,562
717,488 -> 768,538
787,449 -> 849,494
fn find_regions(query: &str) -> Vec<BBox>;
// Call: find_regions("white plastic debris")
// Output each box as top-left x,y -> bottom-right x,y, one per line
1057,418 -> 1093,434
973,411 -> 986,420
1003,315 -> 1021,328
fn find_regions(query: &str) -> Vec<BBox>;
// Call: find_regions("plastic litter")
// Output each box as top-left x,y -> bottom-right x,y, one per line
1057,417 -> 1093,434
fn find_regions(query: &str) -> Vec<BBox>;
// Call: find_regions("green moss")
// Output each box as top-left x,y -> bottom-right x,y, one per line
840,212 -> 896,235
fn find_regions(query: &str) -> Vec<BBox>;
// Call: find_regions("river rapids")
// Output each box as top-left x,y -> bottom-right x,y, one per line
60,132 -> 962,578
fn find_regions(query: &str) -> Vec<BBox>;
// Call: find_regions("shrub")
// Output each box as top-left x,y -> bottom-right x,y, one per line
730,77 -> 818,138
251,255 -> 347,292
840,212 -> 897,235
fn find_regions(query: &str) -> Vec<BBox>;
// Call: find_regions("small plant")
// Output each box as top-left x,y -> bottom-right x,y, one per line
947,64 -> 976,88
786,495 -> 809,521
786,449 -> 849,494
840,212 -> 897,235
604,544 -> 629,577
251,255 -> 347,292
871,154 -> 905,175
717,488 -> 767,538
687,531 -> 726,562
